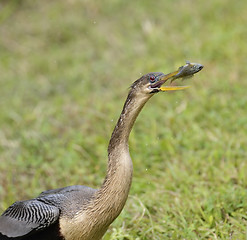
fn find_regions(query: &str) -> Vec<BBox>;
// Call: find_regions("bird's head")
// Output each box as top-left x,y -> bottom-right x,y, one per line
130,62 -> 203,95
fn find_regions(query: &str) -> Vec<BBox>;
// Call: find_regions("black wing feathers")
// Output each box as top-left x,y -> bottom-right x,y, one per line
0,199 -> 59,238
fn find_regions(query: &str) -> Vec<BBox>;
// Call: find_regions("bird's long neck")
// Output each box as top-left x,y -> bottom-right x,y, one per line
86,90 -> 152,228
62,90 -> 153,240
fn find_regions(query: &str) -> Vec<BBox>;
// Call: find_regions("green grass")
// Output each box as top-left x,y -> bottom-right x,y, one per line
1,0 -> 247,239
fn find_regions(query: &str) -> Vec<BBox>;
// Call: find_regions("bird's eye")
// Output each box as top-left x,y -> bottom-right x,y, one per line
149,76 -> 156,83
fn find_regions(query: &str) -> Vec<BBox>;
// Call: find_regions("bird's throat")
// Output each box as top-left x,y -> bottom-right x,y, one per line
86,90 -> 152,227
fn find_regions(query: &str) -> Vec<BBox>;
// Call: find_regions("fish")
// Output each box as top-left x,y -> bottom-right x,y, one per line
171,61 -> 204,83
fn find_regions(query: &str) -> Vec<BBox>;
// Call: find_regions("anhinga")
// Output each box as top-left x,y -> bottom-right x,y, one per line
0,62 -> 203,240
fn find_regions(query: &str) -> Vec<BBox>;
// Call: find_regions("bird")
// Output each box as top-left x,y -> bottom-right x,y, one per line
0,62 -> 203,240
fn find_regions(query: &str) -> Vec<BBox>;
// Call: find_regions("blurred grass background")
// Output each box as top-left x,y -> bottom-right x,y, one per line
0,0 -> 247,239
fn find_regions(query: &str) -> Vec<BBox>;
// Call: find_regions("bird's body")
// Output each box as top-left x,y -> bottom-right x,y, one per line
0,185 -> 96,240
0,62 -> 203,240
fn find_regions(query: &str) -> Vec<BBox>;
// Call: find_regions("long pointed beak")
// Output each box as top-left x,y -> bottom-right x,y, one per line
160,69 -> 180,81
159,85 -> 190,91
158,69 -> 187,91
